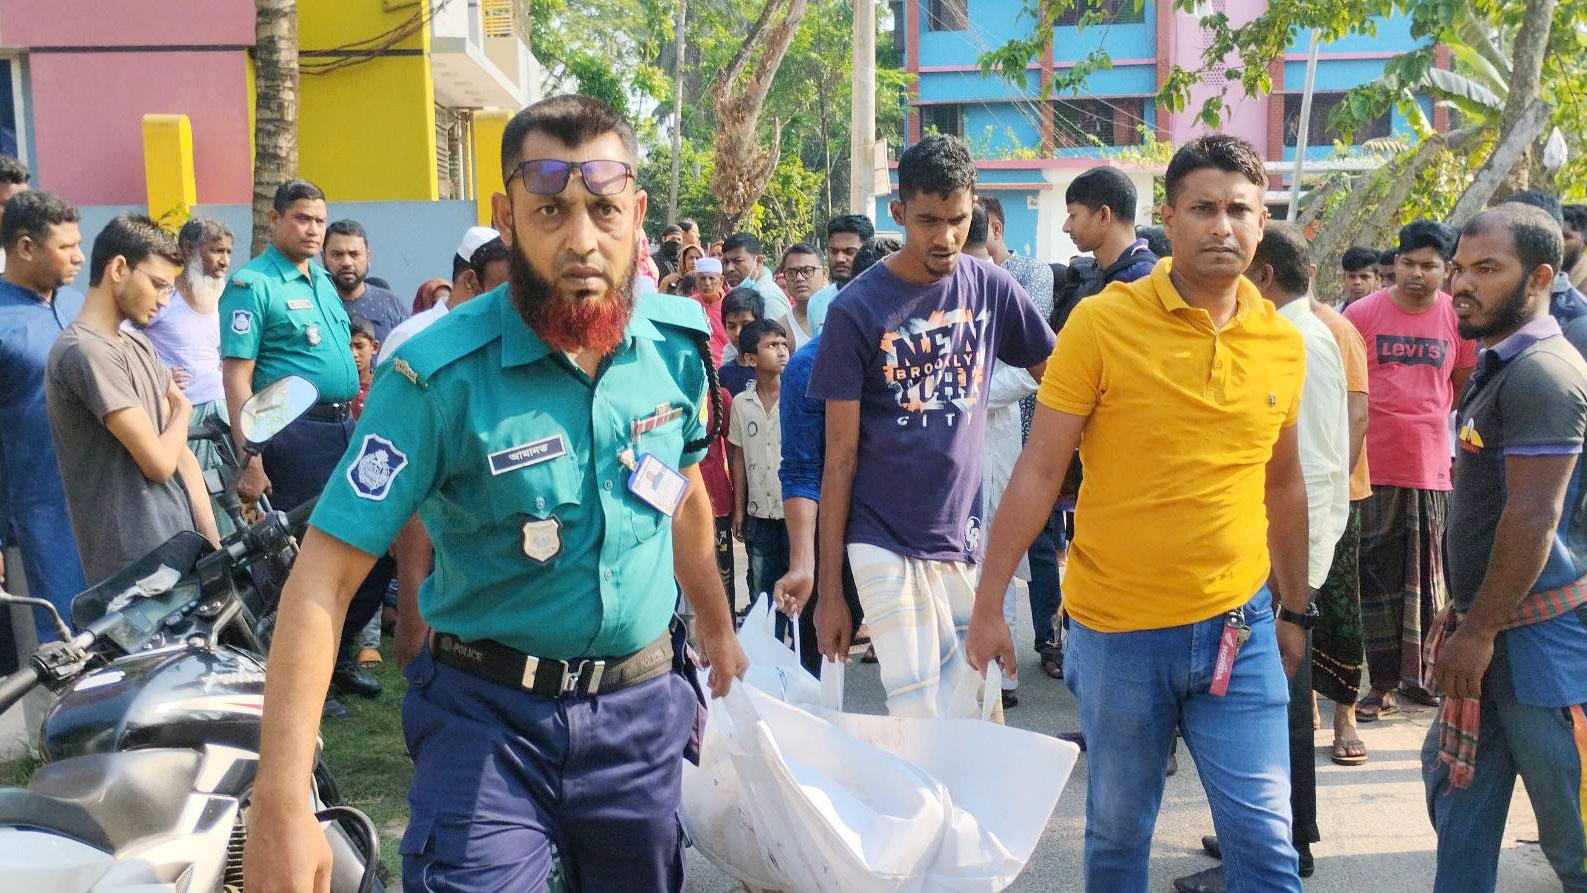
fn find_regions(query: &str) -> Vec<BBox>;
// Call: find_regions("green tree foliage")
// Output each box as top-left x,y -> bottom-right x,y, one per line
524,0 -> 905,250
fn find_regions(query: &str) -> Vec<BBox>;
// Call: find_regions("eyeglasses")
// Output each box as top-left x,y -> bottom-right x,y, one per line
508,159 -> 635,196
782,265 -> 821,280
132,266 -> 174,296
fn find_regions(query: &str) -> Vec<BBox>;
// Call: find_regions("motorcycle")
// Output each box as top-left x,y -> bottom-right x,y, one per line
0,376 -> 385,892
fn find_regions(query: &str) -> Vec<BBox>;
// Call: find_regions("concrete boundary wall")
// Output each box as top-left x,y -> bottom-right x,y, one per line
71,200 -> 478,306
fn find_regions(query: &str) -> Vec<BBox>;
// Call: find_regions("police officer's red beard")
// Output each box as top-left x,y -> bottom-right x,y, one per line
509,245 -> 636,355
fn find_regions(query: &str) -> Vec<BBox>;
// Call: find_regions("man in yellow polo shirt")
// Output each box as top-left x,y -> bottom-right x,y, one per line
967,134 -> 1311,893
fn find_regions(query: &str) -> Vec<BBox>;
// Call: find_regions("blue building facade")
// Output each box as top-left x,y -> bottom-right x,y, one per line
879,0 -> 1441,260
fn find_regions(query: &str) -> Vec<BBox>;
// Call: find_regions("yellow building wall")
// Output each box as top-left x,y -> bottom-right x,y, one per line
297,0 -> 438,201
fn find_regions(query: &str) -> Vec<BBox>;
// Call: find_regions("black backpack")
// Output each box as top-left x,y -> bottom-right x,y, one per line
1048,245 -> 1158,334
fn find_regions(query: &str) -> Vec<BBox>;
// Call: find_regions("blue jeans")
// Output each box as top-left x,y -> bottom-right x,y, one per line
1025,505 -> 1065,651
399,645 -> 696,891
1065,588 -> 1299,893
1423,637 -> 1587,892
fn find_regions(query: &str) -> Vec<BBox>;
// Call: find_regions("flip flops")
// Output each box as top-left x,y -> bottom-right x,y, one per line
1356,690 -> 1399,722
1331,737 -> 1368,766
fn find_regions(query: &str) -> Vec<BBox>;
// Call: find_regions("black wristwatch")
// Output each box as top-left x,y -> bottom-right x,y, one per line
1278,605 -> 1317,630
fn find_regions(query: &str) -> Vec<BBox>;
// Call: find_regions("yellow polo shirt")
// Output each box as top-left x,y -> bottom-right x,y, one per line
1038,259 -> 1305,632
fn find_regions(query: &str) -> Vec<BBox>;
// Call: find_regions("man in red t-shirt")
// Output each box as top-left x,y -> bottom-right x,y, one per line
1344,220 -> 1478,720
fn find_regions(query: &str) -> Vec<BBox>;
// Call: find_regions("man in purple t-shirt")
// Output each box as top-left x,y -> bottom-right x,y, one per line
807,135 -> 1054,717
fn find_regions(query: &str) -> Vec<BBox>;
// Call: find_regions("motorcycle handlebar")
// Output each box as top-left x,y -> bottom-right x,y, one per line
0,663 -> 43,715
285,497 -> 317,532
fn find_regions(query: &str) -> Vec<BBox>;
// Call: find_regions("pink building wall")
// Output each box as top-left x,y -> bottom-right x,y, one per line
1163,0 -> 1271,155
0,0 -> 256,205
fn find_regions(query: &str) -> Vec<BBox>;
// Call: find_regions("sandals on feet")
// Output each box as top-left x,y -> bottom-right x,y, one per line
1356,690 -> 1399,722
1330,737 -> 1368,766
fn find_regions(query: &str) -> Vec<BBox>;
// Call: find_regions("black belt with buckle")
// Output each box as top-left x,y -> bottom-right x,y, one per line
429,630 -> 673,698
302,401 -> 351,422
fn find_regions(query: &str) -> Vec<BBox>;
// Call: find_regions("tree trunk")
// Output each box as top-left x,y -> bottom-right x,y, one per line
667,0 -> 687,222
1470,0 -> 1558,209
1448,99 -> 1553,227
252,0 -> 300,257
707,0 -> 809,237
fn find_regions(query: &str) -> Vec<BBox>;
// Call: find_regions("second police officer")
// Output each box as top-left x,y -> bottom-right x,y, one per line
219,179 -> 383,704
242,95 -> 748,893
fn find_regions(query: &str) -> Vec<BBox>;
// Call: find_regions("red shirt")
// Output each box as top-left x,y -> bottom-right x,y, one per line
690,293 -> 730,365
701,386 -> 734,517
1344,288 -> 1478,491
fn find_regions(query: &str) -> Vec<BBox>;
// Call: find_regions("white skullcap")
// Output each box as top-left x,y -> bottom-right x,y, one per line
455,226 -> 501,263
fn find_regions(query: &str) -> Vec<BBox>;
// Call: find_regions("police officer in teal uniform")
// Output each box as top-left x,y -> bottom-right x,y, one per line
219,179 -> 383,702
243,95 -> 749,893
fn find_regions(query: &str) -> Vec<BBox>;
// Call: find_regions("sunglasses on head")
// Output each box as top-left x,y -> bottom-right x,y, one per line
509,159 -> 635,197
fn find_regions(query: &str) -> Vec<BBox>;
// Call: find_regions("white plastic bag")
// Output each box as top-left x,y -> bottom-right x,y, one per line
681,596 -> 1079,892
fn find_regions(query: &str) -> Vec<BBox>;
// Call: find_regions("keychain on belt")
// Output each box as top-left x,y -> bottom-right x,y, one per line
1209,610 -> 1252,697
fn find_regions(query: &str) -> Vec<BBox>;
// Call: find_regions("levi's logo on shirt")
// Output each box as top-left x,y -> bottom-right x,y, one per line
1376,334 -> 1448,368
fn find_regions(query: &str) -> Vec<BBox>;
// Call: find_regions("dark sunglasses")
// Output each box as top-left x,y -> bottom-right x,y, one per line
509,159 -> 634,196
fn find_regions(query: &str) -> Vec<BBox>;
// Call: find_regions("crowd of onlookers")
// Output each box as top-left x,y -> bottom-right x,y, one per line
5,109 -> 1587,892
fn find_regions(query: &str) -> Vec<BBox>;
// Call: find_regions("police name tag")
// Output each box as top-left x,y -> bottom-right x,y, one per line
489,435 -> 567,475
286,299 -> 313,310
627,452 -> 688,517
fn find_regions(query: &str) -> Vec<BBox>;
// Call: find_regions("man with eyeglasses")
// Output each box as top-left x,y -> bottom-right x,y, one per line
44,214 -> 220,588
777,242 -> 826,350
244,94 -> 746,893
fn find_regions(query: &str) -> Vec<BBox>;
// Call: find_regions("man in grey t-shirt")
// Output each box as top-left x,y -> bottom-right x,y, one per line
1426,203 -> 1587,893
44,215 -> 218,584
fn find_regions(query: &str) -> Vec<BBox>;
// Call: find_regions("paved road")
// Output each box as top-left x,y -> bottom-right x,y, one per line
686,580 -> 1560,892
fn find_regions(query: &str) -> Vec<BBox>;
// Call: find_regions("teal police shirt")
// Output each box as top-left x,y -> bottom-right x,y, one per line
309,284 -> 713,659
219,244 -> 359,401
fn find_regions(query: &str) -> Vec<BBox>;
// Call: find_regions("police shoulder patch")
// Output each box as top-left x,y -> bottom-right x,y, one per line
638,292 -> 711,337
230,309 -> 253,335
347,434 -> 409,501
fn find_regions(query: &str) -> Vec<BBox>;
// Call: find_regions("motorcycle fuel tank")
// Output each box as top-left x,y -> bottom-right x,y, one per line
40,646 -> 267,762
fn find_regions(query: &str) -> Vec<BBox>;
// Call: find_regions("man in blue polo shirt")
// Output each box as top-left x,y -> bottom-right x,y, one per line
0,190 -> 86,643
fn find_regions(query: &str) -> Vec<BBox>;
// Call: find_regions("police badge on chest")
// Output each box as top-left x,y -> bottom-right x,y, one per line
522,517 -> 562,564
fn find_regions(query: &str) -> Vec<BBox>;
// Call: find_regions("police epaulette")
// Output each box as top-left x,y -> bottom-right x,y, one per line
388,299 -> 502,387
638,291 -> 710,336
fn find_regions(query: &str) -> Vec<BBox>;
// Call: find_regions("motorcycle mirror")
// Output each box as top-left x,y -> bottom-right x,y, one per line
238,375 -> 320,452
0,590 -> 74,643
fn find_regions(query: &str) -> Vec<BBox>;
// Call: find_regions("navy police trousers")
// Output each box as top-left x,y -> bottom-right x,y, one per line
398,644 -> 698,891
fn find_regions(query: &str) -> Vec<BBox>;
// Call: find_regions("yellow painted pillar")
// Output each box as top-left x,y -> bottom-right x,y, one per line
142,114 -> 198,229
471,109 -> 511,226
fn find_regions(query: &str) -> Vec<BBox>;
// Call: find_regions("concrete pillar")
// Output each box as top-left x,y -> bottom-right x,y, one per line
141,114 -> 198,228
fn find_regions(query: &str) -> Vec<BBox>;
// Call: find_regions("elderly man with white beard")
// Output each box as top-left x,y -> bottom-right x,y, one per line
140,216 -> 234,484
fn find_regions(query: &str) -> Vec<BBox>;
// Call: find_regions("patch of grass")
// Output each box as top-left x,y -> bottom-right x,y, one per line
0,754 -> 39,786
319,641 -> 411,870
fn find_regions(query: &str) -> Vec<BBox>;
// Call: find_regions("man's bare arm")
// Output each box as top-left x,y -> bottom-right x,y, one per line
223,358 -> 270,501
729,442 -> 748,541
773,495 -> 818,614
673,463 -> 748,697
1346,391 -> 1368,472
102,385 -> 194,483
177,448 -> 221,546
1434,453 -> 1575,699
965,405 -> 1083,674
245,529 -> 378,892
392,515 -> 433,668
1265,425 -> 1311,677
815,399 -> 860,659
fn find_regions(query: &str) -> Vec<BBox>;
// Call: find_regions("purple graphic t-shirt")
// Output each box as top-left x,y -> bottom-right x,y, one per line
807,254 -> 1054,561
